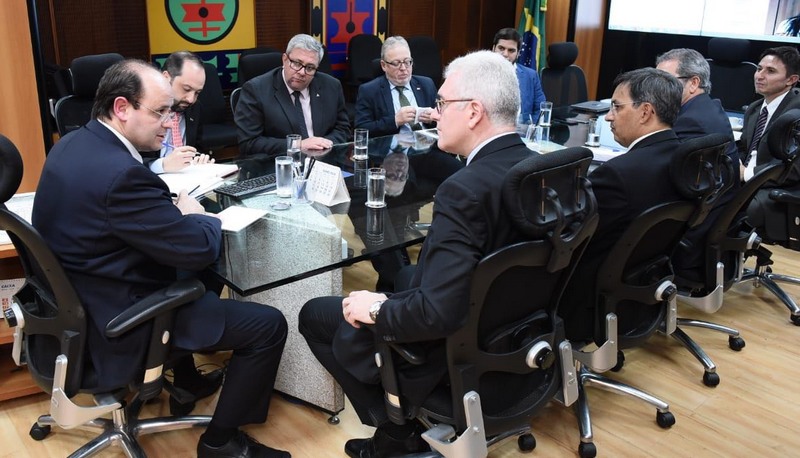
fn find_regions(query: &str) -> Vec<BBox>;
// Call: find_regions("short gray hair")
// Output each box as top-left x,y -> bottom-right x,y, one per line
613,67 -> 683,126
286,34 -> 324,64
443,50 -> 519,127
381,36 -> 409,60
656,48 -> 712,93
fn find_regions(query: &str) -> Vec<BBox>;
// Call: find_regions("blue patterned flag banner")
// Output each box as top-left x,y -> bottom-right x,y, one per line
517,0 -> 547,71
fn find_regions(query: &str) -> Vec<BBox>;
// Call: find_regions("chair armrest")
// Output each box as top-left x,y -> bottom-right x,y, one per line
105,278 -> 205,338
387,342 -> 426,365
768,188 -> 800,205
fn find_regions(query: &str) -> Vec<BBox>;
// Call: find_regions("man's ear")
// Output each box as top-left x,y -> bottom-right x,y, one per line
466,101 -> 483,129
113,96 -> 132,121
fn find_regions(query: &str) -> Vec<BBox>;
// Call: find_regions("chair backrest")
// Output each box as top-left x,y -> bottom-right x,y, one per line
238,52 -> 283,86
196,63 -> 237,150
0,134 -> 87,397
54,53 -> 123,136
346,34 -> 383,86
441,147 -> 598,435
230,87 -> 241,113
407,36 -> 442,87
540,42 -> 588,108
593,135 -> 727,346
707,38 -> 758,112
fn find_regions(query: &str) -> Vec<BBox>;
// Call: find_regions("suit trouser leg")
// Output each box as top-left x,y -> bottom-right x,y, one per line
182,299 -> 288,428
298,296 -> 389,427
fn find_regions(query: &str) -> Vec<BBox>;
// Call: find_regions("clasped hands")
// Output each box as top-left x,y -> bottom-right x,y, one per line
342,290 -> 388,328
395,106 -> 433,127
163,145 -> 214,172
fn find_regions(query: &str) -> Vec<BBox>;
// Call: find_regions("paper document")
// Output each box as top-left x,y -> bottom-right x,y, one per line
159,163 -> 239,198
0,192 -> 35,245
218,206 -> 268,232
586,146 -> 626,163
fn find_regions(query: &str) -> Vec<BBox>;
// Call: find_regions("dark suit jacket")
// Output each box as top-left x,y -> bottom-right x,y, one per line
354,75 -> 438,137
235,67 -> 350,157
33,120 -> 225,390
741,88 -> 800,168
332,133 -> 535,406
140,103 -> 202,167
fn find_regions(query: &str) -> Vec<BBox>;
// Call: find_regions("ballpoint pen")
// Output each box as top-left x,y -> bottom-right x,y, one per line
161,141 -> 208,157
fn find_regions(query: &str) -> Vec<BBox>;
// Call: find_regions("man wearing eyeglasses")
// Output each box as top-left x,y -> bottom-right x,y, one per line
299,51 -> 535,457
33,60 -> 291,458
355,36 -> 437,137
235,33 -> 349,157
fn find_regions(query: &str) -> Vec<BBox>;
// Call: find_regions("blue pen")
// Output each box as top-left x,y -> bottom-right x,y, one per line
162,141 -> 207,157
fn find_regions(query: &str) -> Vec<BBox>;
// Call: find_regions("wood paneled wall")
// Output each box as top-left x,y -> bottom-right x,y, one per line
0,0 -> 45,192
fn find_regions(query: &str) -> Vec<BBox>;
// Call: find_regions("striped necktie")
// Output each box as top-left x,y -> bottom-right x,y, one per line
170,112 -> 183,147
748,106 -> 769,156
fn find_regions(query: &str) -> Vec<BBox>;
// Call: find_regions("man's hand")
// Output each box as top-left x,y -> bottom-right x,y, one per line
163,146 -> 203,172
416,107 -> 434,124
301,136 -> 333,150
342,290 -> 388,328
174,189 -> 206,215
395,106 -> 417,127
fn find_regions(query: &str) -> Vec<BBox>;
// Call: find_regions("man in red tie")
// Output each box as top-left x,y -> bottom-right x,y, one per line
145,51 -> 214,173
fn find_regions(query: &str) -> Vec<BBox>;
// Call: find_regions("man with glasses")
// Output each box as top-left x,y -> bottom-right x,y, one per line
33,60 -> 290,458
492,27 -> 547,125
236,33 -> 349,157
355,35 -> 437,137
299,51 -> 535,458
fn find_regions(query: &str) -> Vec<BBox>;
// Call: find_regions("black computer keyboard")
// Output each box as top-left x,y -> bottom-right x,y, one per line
214,173 -> 277,198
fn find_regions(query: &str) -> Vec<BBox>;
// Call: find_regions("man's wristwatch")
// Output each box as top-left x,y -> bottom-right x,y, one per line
369,300 -> 385,322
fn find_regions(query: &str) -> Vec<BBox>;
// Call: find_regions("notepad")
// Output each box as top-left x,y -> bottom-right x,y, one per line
158,163 -> 239,198
217,206 -> 268,232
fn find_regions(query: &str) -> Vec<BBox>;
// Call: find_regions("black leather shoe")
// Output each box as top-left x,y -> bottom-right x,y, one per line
197,431 -> 291,458
344,427 -> 429,458
169,368 -> 225,416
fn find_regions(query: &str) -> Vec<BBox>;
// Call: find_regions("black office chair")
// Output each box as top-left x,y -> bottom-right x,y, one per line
407,36 -> 442,87
707,37 -> 758,113
0,133 -> 212,457
564,135 -> 727,458
238,51 -> 283,86
373,147 -> 598,457
54,53 -> 123,137
196,62 -> 237,152
540,42 -> 588,119
737,109 -> 800,325
346,34 -> 383,88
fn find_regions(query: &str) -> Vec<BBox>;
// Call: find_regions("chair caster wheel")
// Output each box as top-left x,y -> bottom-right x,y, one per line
578,441 -> 596,458
611,350 -> 625,372
29,423 -> 51,441
791,314 -> 800,326
518,433 -> 536,452
327,415 -> 340,425
656,411 -> 676,428
728,336 -> 745,351
703,371 -> 720,387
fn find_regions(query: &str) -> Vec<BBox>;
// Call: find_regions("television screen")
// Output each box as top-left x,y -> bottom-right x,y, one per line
608,0 -> 800,43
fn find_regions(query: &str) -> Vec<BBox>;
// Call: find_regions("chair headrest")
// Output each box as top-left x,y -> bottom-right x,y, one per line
707,37 -> 750,63
669,133 -> 731,200
503,147 -> 594,239
547,42 -> 578,69
758,108 -> 800,163
70,53 -> 124,98
239,52 -> 283,84
0,134 -> 24,203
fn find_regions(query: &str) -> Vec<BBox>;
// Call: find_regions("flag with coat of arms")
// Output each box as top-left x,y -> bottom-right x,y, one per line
517,0 -> 546,71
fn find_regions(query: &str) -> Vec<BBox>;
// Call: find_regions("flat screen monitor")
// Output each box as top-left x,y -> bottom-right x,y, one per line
608,0 -> 800,43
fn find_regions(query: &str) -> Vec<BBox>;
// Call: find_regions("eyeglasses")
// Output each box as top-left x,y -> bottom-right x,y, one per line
140,104 -> 175,123
609,101 -> 640,113
286,56 -> 318,74
383,59 -> 414,69
435,98 -> 474,113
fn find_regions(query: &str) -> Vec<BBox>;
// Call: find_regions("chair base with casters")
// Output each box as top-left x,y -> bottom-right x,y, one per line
570,314 -> 675,458
741,245 -> 800,325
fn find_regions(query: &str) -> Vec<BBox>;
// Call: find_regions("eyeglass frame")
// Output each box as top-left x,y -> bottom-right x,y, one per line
609,100 -> 641,113
139,103 -> 176,123
435,98 -> 474,114
383,58 -> 414,69
285,55 -> 318,74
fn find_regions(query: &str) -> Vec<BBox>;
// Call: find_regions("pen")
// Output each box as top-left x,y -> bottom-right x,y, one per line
188,185 -> 200,195
161,141 -> 208,157
304,158 -> 316,179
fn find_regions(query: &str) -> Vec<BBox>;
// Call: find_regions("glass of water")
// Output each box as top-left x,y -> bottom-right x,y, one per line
353,128 -> 369,160
366,168 -> 386,208
275,156 -> 293,198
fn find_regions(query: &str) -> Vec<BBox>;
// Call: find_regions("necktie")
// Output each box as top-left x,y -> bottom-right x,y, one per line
748,106 -> 769,158
170,112 -> 183,148
292,91 -> 310,138
396,86 -> 421,130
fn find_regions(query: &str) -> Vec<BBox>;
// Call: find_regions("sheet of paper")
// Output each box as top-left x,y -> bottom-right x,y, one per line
158,163 -> 237,198
218,206 -> 268,232
0,192 -> 35,245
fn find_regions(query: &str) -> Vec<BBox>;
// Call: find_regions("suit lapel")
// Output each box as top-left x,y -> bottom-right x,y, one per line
271,69 -> 305,135
470,134 -> 527,165
380,77 -> 394,115
309,77 -> 326,136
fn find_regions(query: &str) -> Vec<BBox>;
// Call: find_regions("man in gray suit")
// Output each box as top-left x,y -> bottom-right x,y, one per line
235,34 -> 350,157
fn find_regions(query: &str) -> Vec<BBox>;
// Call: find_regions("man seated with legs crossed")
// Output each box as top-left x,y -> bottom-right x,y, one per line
299,50 -> 536,458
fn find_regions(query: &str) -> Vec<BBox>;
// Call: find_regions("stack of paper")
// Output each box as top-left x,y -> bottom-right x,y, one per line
158,163 -> 239,198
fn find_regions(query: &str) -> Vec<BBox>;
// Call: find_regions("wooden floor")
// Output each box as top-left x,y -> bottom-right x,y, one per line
2,246 -> 800,457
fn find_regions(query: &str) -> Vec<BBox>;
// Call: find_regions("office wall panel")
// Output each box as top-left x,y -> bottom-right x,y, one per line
574,0 -> 605,99
389,0 -> 436,37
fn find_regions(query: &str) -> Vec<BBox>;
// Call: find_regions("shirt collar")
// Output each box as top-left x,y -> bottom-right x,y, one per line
466,132 -> 516,166
98,119 -> 144,163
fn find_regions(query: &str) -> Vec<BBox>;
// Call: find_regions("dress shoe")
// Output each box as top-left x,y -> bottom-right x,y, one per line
345,427 -> 429,458
197,430 -> 291,458
169,368 -> 225,416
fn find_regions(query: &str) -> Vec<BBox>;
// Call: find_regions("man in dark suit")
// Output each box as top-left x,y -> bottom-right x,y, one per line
144,51 -> 214,174
656,48 -> 740,275
235,33 -> 350,157
299,51 -> 535,458
492,28 -> 547,124
741,46 -> 800,240
32,60 -> 290,458
561,67 -> 684,339
355,36 -> 437,137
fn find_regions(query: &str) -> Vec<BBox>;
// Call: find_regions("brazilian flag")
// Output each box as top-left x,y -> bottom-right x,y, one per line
517,0 -> 547,71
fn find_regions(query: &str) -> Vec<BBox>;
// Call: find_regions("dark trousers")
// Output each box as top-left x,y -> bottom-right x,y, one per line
178,297 -> 287,428
298,296 -> 389,427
